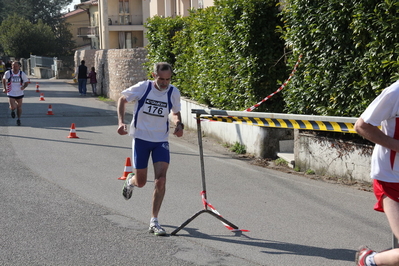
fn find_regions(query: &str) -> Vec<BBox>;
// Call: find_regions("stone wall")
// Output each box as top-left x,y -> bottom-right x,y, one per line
74,48 -> 148,99
294,131 -> 373,182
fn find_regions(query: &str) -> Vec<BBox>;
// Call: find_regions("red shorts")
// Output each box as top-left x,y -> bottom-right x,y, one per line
373,179 -> 399,212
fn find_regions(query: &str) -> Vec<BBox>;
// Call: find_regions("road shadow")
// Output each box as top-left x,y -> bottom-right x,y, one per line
1,101 -> 131,129
166,225 -> 356,263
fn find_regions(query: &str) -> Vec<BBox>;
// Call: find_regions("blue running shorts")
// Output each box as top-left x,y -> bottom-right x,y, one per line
132,138 -> 170,169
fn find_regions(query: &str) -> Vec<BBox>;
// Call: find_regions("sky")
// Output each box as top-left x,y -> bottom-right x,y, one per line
64,0 -> 81,13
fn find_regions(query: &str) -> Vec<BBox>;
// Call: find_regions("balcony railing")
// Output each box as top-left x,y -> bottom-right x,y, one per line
108,15 -> 143,26
77,26 -> 99,37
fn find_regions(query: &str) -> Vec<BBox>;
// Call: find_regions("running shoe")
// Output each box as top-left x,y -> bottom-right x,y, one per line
149,223 -> 166,236
355,245 -> 375,266
122,173 -> 134,200
11,110 -> 15,118
16,119 -> 21,126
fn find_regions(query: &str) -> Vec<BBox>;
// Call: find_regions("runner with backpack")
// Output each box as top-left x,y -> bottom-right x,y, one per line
2,61 -> 29,126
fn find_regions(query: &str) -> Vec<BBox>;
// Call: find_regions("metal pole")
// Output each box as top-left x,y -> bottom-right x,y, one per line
171,112 -> 239,235
196,113 -> 207,208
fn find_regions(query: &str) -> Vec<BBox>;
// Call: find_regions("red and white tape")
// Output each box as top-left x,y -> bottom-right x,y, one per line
200,191 -> 249,232
243,54 -> 303,112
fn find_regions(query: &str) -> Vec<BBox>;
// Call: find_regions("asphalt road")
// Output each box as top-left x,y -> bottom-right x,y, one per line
0,78 -> 393,266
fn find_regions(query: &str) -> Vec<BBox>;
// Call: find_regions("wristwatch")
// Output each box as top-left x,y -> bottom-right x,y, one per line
177,122 -> 184,129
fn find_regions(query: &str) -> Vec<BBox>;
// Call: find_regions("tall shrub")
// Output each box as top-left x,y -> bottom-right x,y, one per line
280,0 -> 399,116
215,0 -> 287,111
145,15 -> 185,75
146,0 -> 287,112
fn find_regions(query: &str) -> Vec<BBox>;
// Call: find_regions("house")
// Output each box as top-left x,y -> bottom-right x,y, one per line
62,8 -> 92,50
75,0 -> 100,50
73,0 -> 214,50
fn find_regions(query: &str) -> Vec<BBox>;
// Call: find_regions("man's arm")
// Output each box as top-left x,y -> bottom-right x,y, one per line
172,111 -> 183,137
21,79 -> 28,90
117,95 -> 129,135
355,117 -> 399,152
2,75 -> 6,93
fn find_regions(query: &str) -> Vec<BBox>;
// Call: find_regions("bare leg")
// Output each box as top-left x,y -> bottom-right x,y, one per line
152,161 -> 168,218
130,168 -> 148,188
374,196 -> 399,266
8,97 -> 17,112
15,98 -> 23,118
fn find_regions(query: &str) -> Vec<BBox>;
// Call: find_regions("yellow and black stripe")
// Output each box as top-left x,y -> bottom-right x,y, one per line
201,116 -> 356,134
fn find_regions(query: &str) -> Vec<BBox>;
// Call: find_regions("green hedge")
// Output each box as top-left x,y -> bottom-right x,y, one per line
145,0 -> 399,117
280,0 -> 399,116
145,0 -> 287,112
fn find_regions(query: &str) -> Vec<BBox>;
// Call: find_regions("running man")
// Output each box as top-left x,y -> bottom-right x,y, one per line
355,79 -> 399,266
117,62 -> 184,236
2,61 -> 29,126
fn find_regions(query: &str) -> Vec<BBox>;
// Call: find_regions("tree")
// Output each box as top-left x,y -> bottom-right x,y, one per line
0,14 -> 56,58
53,20 -> 76,56
0,0 -> 75,57
0,0 -> 72,26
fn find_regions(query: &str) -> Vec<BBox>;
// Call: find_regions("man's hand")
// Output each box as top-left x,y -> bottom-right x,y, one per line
173,123 -> 184,137
117,123 -> 128,135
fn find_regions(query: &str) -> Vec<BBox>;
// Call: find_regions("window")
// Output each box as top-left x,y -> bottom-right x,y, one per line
119,0 -> 130,25
118,32 -> 141,49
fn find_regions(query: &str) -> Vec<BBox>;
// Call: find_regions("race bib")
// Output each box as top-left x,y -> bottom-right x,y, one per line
11,76 -> 21,83
143,98 -> 167,117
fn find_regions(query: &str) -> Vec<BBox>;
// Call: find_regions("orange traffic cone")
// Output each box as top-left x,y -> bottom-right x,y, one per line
36,82 -> 40,92
39,93 -> 45,101
118,157 -> 133,180
67,123 -> 79,138
47,105 -> 54,115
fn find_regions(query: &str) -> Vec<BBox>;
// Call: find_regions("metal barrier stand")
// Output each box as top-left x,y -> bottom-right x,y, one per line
171,112 -> 239,235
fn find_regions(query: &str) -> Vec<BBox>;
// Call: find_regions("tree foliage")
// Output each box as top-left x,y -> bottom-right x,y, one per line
0,14 -> 56,58
0,0 -> 75,57
0,0 -> 72,26
146,0 -> 399,117
146,0 -> 288,112
280,0 -> 399,117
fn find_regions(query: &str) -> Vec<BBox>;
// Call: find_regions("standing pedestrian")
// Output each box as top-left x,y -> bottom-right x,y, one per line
354,80 -> 399,266
2,61 -> 29,126
117,62 -> 184,236
88,66 -> 97,96
0,59 -> 5,79
76,60 -> 88,96
5,60 -> 12,71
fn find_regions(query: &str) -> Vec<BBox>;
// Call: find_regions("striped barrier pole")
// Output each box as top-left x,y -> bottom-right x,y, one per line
171,113 -> 245,235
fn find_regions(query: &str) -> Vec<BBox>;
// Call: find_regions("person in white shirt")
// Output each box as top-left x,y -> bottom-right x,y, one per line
117,62 -> 184,236
355,80 -> 399,266
2,61 -> 29,126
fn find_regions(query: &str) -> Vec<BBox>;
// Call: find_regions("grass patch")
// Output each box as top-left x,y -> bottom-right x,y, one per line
305,169 -> 315,175
275,158 -> 288,166
97,96 -> 113,102
230,142 -> 246,154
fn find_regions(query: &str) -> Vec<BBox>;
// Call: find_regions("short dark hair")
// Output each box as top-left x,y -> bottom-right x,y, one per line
153,62 -> 172,75
81,60 -> 85,65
